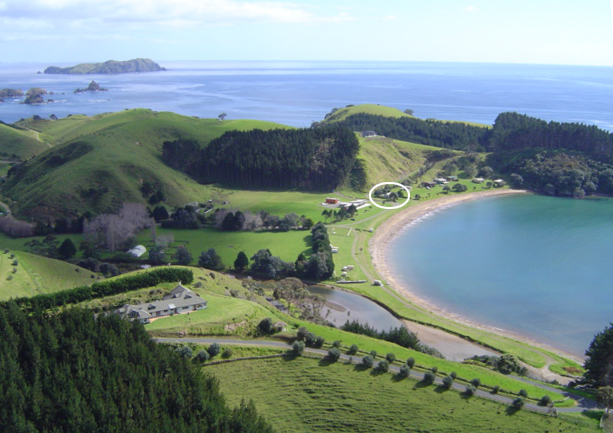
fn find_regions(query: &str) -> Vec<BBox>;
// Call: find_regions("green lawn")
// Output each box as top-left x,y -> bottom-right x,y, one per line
145,293 -> 274,335
207,357 -> 596,433
140,226 -> 312,267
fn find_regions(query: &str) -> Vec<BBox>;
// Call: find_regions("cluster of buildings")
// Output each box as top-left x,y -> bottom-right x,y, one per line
113,283 -> 207,324
322,197 -> 371,210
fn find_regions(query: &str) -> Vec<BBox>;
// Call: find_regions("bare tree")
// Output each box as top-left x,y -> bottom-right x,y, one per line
0,216 -> 35,237
83,203 -> 154,252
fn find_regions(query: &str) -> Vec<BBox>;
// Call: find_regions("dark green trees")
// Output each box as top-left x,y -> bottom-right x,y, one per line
0,305 -> 273,432
173,246 -> 192,265
58,238 -> 77,259
296,222 -> 334,281
198,248 -> 225,271
234,251 -> 249,271
584,323 -> 613,387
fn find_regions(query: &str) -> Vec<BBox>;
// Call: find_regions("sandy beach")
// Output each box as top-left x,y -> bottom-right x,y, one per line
369,189 -> 585,369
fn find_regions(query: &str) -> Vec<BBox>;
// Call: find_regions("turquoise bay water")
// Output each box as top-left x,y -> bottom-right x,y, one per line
389,194 -> 613,357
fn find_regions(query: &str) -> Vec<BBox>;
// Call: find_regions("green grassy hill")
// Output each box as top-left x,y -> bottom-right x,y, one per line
208,357 -> 596,433
0,123 -> 49,159
3,110 -> 289,219
353,135 -> 456,188
324,104 -> 412,123
0,250 -> 98,299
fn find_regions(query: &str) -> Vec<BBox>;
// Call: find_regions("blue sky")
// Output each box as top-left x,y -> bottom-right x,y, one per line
1,0 -> 612,65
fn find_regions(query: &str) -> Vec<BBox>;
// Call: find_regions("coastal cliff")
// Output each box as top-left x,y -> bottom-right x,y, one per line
44,58 -> 165,74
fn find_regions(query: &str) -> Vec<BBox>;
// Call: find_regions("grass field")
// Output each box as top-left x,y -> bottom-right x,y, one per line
0,250 -> 97,299
0,123 -> 48,159
206,357 -> 597,433
145,292 -> 282,336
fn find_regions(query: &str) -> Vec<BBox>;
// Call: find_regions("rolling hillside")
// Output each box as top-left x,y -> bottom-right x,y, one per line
352,135 -> 456,188
2,109 -> 289,219
0,250 -> 98,299
1,105 -> 463,220
0,122 -> 49,159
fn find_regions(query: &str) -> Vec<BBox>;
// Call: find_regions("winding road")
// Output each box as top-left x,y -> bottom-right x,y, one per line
155,337 -> 597,414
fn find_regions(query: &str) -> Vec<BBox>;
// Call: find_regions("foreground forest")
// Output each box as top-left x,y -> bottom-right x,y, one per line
0,303 -> 273,432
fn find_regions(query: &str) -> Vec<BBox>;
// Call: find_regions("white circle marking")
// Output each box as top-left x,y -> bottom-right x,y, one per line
368,182 -> 411,210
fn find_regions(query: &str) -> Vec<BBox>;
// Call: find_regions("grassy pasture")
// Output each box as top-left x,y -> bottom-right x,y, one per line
207,357 -> 596,433
0,123 -> 48,159
0,250 -> 97,299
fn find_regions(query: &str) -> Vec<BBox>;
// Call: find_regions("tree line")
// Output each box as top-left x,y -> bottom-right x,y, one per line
162,125 -> 360,190
0,303 -> 273,432
11,267 -> 193,313
340,320 -> 443,358
328,113 -> 489,150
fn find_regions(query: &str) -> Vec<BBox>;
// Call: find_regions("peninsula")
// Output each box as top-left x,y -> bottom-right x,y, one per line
44,58 -> 166,74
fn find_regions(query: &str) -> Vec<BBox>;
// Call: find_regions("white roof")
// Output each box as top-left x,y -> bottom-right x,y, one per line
128,245 -> 147,257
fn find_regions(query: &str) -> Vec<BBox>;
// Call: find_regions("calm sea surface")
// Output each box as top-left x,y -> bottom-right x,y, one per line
389,194 -> 613,357
1,61 -> 613,129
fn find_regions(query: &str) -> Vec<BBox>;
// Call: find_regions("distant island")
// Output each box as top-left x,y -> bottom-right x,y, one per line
44,58 -> 166,75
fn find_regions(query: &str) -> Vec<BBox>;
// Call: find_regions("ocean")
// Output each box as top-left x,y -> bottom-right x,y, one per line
389,194 -> 613,357
1,61 -> 613,129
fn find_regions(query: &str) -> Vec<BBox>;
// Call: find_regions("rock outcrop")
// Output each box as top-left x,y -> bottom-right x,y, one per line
74,81 -> 108,93
23,88 -> 48,105
0,89 -> 24,98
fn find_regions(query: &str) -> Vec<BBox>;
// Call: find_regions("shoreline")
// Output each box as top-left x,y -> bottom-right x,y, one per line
369,189 -> 585,365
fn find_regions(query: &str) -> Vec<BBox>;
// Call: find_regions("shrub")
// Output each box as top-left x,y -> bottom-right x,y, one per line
222,348 -> 233,359
518,389 -> 528,398
11,260 -> 18,266
385,353 -> 396,363
332,340 -> 342,348
348,344 -> 359,355
177,345 -> 193,359
258,317 -> 274,335
406,357 -> 415,368
370,350 -> 377,358
470,378 -> 481,388
491,385 -> 500,394
207,343 -> 221,358
431,366 -> 438,374
512,397 -> 525,410
362,355 -> 374,368
197,350 -> 210,362
442,376 -> 454,389
422,371 -> 436,385
465,385 -> 476,396
314,336 -> 325,348
539,395 -> 552,406
292,341 -> 305,355
297,327 -> 308,341
377,360 -> 390,372
398,364 -> 411,378
304,332 -> 317,347
449,371 -> 457,380
328,348 -> 341,362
